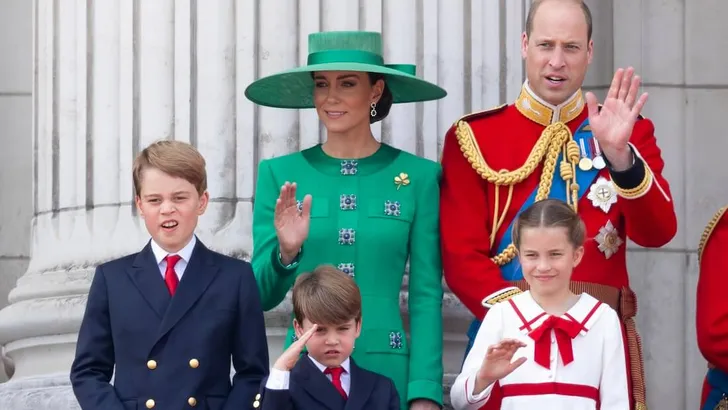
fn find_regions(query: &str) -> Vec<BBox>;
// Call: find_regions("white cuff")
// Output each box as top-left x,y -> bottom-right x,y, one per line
265,368 -> 290,390
466,375 -> 493,403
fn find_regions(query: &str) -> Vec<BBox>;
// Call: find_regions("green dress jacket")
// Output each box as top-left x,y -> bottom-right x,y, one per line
251,143 -> 444,409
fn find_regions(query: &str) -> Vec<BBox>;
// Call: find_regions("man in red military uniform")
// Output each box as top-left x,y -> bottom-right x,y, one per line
440,0 -> 677,409
696,206 -> 728,410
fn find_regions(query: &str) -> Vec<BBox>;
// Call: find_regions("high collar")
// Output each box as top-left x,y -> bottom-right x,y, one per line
515,80 -> 585,126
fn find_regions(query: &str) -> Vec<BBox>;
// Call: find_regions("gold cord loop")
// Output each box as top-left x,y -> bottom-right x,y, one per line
455,120 -> 581,266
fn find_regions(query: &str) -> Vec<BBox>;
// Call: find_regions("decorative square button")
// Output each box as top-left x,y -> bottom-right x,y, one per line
296,200 -> 303,212
337,263 -> 355,277
340,194 -> 357,210
338,229 -> 356,245
389,331 -> 403,349
384,200 -> 401,216
340,160 -> 358,176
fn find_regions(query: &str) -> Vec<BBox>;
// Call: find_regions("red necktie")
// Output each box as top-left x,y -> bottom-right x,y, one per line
164,254 -> 181,295
528,315 -> 582,369
324,367 -> 347,399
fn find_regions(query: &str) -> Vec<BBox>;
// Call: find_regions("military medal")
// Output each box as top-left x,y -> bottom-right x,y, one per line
592,139 -> 606,170
578,139 -> 593,171
587,177 -> 618,213
579,157 -> 593,171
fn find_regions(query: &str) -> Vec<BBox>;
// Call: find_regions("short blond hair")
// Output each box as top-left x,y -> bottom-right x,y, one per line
132,140 -> 207,197
292,265 -> 362,326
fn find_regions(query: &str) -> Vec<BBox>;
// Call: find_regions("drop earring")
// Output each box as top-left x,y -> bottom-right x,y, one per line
370,102 -> 377,117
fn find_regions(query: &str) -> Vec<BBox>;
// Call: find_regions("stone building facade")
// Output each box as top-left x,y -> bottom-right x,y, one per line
0,0 -> 726,409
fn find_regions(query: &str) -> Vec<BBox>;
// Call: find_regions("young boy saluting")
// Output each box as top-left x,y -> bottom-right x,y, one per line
254,265 -> 400,410
70,140 -> 269,410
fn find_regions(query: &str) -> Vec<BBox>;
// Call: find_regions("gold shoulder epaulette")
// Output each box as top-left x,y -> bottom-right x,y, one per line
483,288 -> 522,308
454,104 -> 507,126
698,206 -> 728,262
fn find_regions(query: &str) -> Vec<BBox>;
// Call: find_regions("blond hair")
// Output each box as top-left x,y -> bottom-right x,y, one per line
132,140 -> 207,196
292,265 -> 362,326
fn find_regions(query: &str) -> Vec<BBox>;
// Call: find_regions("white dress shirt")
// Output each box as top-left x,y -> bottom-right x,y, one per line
450,291 -> 630,410
150,235 -> 196,281
266,355 -> 351,395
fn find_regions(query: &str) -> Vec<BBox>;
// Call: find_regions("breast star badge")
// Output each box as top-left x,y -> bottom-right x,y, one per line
595,220 -> 623,259
587,177 -> 618,213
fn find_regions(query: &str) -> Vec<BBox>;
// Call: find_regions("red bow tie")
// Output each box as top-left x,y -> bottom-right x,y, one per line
528,316 -> 583,369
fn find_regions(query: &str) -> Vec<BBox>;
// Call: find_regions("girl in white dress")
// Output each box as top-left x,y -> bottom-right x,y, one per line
450,199 -> 630,410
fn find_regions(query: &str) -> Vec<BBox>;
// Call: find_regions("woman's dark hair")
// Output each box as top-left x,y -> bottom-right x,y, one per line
368,73 -> 393,124
309,71 -> 393,124
512,199 -> 586,250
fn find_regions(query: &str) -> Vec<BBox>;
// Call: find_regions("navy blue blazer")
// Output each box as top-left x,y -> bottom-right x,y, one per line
70,238 -> 269,410
254,354 -> 400,410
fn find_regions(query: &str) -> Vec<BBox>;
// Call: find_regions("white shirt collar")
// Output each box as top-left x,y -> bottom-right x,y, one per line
150,235 -> 197,266
308,354 -> 351,375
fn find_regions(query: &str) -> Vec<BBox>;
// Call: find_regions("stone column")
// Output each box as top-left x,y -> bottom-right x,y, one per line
0,348 -> 12,382
0,0 -> 33,386
0,0 -> 255,408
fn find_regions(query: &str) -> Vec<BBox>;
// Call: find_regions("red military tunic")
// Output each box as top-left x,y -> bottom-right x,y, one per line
696,206 -> 728,409
440,82 -> 678,410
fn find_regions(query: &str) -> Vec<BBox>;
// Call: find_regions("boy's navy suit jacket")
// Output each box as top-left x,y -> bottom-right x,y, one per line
70,238 -> 269,410
256,354 -> 400,410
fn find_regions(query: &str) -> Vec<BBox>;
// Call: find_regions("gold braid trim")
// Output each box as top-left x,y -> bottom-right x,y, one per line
483,288 -> 523,306
698,206 -> 728,262
615,166 -> 653,199
455,120 -> 580,266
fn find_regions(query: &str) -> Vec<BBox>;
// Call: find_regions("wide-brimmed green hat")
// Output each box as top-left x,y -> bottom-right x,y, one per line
244,31 -> 447,108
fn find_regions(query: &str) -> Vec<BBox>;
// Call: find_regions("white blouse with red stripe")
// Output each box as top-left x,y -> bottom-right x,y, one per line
450,291 -> 629,410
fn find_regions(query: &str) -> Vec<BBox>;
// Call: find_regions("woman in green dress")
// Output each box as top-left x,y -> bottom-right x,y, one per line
245,31 -> 447,410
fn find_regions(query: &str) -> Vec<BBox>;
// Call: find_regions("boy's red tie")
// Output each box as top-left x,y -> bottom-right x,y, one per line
164,254 -> 182,295
324,367 -> 347,399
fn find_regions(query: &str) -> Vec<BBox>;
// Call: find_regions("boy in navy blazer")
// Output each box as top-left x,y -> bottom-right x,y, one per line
253,265 -> 400,410
70,140 -> 269,410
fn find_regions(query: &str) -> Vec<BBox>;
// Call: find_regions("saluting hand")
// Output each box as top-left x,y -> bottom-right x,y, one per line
274,182 -> 312,265
475,338 -> 527,392
273,324 -> 318,371
585,67 -> 649,171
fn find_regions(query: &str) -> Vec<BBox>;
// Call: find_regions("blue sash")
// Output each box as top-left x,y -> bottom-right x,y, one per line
497,118 -> 599,280
703,368 -> 728,410
464,118 -> 601,360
